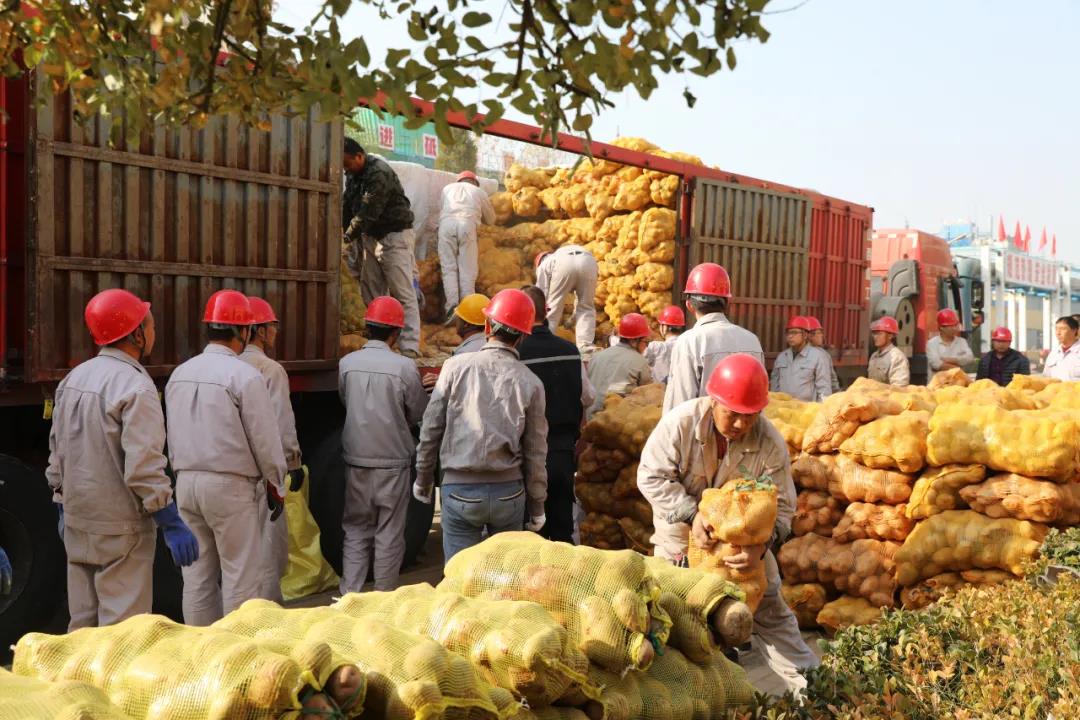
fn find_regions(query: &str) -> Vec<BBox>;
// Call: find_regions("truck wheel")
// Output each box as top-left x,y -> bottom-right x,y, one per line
0,455 -> 65,662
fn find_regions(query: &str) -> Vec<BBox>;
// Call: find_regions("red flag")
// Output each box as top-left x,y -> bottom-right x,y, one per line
997,216 -> 1007,242
1024,225 -> 1032,252
1039,226 -> 1048,253
1053,234 -> 1057,257
1013,221 -> 1023,249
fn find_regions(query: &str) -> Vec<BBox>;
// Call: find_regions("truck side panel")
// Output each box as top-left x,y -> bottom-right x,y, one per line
24,84 -> 343,383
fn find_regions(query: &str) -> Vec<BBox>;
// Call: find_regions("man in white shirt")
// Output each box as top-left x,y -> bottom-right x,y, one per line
1044,316 -> 1080,380
926,308 -> 975,378
438,171 -> 495,319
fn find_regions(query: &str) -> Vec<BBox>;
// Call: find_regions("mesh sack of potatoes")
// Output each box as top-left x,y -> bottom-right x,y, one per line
581,385 -> 664,457
579,513 -> 626,551
792,490 -> 845,537
927,367 -> 972,390
330,584 -> 591,707
575,481 -> 654,528
764,395 -> 822,455
213,600 -> 507,720
959,474 -> 1080,525
504,164 -> 556,193
642,556 -> 753,664
819,538 -> 901,608
816,596 -> 882,633
780,583 -> 829,630
13,614 -> 359,720
611,463 -> 640,499
777,533 -> 835,586
687,542 -> 768,614
832,502 -> 915,543
439,533 -> 672,673
576,445 -> 631,484
898,569 -> 1017,610
801,391 -> 905,453
838,410 -> 930,473
905,464 -> 986,520
845,378 -> 938,412
696,480 -> 778,546
934,381 -> 1039,410
0,667 -> 134,720
928,402 -> 1080,478
490,193 -> 514,224
617,517 -> 653,555
340,264 -> 366,334
793,453 -> 915,504
1009,374 -> 1060,393
894,510 -> 1049,586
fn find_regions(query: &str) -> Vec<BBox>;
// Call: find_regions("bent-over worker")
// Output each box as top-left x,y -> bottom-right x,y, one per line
586,312 -> 653,417
866,316 -> 909,386
770,316 -> 833,402
535,245 -> 599,349
644,305 -> 686,384
438,171 -> 495,319
926,309 -> 975,377
975,326 -> 1030,386
48,289 -> 198,630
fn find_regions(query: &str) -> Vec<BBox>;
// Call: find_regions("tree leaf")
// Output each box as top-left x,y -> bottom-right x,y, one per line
462,11 -> 491,28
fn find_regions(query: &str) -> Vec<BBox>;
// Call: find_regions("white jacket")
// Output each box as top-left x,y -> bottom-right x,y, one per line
1044,339 -> 1080,380
439,182 -> 495,226
240,345 -> 301,471
663,313 -> 765,413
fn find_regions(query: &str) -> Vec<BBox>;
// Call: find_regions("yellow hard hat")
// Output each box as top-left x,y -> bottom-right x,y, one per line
454,293 -> 491,326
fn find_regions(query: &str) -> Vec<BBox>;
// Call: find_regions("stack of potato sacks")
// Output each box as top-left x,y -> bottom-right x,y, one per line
772,372 -> 1079,633
575,384 -> 666,554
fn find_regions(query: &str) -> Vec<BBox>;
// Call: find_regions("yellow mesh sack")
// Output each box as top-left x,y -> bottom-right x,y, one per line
894,510 -> 1049,586
959,474 -> 1080,525
581,385 -> 664,456
934,382 -> 1039,410
438,533 -> 672,673
697,480 -> 778,546
642,556 -> 749,663
575,481 -> 654,527
801,391 -> 904,453
0,667 -> 133,720
13,614 -> 351,720
617,517 -> 653,555
793,453 -> 914,504
213,600 -> 500,720
838,410 -> 930,473
511,187 -> 542,217
1010,374 -> 1060,393
819,538 -> 901,608
777,533 -> 835,585
579,512 -> 626,550
282,470 -> 340,601
329,584 -> 590,707
832,502 -> 915,543
611,464 -> 640,499
764,396 -> 821,455
686,542 -> 767,613
898,569 -> 1016,610
906,464 -> 985,520
927,402 -> 1080,479
927,367 -> 971,390
792,490 -> 845,537
780,583 -> 829,630
529,709 -> 590,720
817,596 -> 882,633
577,446 -> 630,483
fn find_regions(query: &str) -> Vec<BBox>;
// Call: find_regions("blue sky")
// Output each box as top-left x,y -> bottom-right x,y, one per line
277,0 -> 1080,261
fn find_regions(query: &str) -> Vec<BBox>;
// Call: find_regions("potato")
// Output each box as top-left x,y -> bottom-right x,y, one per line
326,664 -> 365,713
792,490 -> 844,537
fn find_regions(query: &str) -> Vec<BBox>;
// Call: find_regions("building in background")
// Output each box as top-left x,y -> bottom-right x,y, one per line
347,108 -> 440,168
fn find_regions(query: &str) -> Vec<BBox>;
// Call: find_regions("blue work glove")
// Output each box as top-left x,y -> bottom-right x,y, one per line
152,503 -> 200,567
56,503 -> 64,541
0,547 -> 11,595
288,465 -> 308,493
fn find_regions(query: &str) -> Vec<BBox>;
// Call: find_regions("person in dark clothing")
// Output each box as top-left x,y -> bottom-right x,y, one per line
343,138 -> 422,357
517,285 -> 596,543
976,326 -> 1030,386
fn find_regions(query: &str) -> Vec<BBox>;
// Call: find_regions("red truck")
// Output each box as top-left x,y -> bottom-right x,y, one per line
0,74 -> 872,649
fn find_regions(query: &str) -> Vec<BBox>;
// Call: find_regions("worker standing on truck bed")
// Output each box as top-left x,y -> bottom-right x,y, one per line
338,297 -> 429,592
535,245 -> 599,350
165,290 -> 288,625
438,171 -> 495,321
805,316 -> 840,393
518,285 -> 596,543
240,297 -> 306,603
414,289 -> 549,562
587,313 -> 653,418
926,309 -> 975,378
1043,316 -> 1080,380
644,305 -> 686,384
867,316 -> 910,386
48,289 -> 198,630
976,327 -> 1030,386
342,138 -> 422,358
663,262 -> 764,414
770,316 -> 833,402
637,354 -> 817,694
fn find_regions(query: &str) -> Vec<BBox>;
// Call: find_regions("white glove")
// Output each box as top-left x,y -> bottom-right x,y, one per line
525,514 -> 546,532
413,481 -> 434,504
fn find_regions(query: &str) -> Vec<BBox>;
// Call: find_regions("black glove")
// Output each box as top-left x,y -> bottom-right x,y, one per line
288,467 -> 307,493
267,481 -> 285,522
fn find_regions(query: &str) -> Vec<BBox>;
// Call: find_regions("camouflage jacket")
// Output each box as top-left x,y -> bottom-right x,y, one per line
342,155 -> 414,241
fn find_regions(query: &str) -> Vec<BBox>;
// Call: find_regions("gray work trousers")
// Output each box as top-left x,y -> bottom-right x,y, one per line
339,465 -> 411,594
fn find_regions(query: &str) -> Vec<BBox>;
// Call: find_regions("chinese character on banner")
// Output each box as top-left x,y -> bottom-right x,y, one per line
377,124 -> 395,149
422,134 -> 438,158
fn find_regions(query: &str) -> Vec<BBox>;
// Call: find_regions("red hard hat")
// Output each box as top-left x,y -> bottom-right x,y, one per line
365,296 -> 406,328
936,308 -> 960,328
683,262 -> 731,298
484,288 -> 535,335
787,316 -> 812,332
706,354 -> 770,414
657,305 -> 686,327
84,289 -> 151,346
991,326 -> 1013,343
247,297 -> 278,325
618,313 -> 650,339
203,290 -> 253,326
871,316 -> 900,335
804,316 -> 823,331
534,251 -> 552,269
457,170 -> 478,182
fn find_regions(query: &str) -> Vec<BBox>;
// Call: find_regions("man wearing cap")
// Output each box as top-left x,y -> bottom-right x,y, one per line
637,354 -> 815,693
415,288 -> 549,561
769,317 -> 833,402
586,313 -> 654,418
644,305 -> 686,384
867,316 -> 910,386
535,245 -> 599,349
976,327 -> 1030,386
48,289 -> 198,630
339,296 -> 429,592
805,316 -> 840,393
240,297 -> 306,602
165,290 -> 288,625
664,262 -> 764,413
926,309 -> 975,378
438,171 -> 495,320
